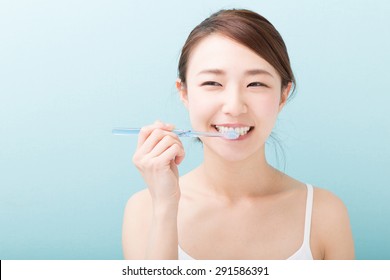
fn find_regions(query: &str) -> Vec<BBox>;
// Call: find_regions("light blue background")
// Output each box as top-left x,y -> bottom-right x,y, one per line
1,0 -> 389,260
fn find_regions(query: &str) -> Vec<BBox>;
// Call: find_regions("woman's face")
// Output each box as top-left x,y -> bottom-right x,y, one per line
178,34 -> 290,162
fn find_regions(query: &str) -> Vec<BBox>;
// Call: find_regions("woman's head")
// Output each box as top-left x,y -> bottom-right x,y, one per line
176,9 -> 295,162
178,9 -> 295,95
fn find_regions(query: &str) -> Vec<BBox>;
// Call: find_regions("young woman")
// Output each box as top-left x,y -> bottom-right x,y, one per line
122,9 -> 354,260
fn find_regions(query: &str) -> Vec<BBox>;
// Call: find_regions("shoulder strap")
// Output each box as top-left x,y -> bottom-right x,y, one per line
303,184 -> 314,244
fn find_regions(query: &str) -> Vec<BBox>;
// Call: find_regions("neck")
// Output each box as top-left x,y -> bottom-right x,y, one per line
199,145 -> 283,200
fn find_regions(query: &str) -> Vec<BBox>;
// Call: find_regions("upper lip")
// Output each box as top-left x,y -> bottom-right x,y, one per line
212,123 -> 253,128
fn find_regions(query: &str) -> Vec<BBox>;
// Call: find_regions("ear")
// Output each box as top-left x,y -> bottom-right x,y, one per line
278,82 -> 292,112
176,78 -> 189,109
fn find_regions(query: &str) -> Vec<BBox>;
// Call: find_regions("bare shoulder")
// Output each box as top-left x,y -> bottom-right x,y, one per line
125,189 -> 153,213
122,189 -> 152,259
312,186 -> 355,259
313,187 -> 348,215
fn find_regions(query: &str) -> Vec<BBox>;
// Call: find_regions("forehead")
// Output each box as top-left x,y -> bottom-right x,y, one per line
186,34 -> 279,79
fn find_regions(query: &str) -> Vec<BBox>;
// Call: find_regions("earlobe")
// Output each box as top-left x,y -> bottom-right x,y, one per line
176,79 -> 189,109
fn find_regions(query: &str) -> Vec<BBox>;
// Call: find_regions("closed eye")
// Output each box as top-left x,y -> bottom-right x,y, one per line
201,81 -> 222,87
247,82 -> 268,88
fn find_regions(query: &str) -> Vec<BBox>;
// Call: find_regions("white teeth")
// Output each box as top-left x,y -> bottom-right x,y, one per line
215,125 -> 251,136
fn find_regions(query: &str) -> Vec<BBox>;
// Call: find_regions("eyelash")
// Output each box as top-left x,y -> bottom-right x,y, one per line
200,81 -> 269,88
247,82 -> 268,88
201,81 -> 222,86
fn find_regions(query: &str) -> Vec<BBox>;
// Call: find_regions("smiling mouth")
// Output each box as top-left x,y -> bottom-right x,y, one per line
212,125 -> 254,137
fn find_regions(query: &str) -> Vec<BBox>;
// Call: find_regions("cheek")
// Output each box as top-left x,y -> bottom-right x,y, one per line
254,94 -> 281,116
187,93 -> 216,127
251,95 -> 282,136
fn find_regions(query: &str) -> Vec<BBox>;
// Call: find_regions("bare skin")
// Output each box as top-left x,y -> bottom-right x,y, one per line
123,161 -> 354,260
122,34 -> 354,260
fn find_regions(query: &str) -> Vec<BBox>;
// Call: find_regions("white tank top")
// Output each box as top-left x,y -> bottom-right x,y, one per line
178,184 -> 314,260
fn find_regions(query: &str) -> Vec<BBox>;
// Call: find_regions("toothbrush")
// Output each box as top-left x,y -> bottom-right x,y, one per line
112,128 -> 240,140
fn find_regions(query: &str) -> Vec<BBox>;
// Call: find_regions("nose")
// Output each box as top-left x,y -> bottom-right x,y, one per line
221,87 -> 247,116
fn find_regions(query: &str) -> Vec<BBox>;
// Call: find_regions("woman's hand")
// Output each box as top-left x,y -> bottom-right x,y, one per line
132,121 -> 185,205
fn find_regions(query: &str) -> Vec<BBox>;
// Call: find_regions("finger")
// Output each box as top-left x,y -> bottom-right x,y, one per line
137,121 -> 174,149
148,134 -> 184,159
136,122 -> 165,149
156,143 -> 185,165
174,152 -> 185,165
139,129 -> 180,155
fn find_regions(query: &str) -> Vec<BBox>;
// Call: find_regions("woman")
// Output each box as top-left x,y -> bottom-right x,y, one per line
122,9 -> 354,260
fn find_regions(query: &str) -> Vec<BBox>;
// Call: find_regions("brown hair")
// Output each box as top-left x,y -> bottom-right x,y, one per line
178,9 -> 296,96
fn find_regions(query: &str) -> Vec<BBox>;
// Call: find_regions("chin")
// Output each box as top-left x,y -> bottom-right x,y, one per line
203,141 -> 262,163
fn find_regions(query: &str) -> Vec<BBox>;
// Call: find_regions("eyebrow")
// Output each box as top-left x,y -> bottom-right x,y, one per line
196,69 -> 225,76
245,69 -> 274,78
197,68 -> 274,78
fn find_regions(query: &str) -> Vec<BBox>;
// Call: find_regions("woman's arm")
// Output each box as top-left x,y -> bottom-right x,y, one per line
146,198 -> 180,259
314,188 -> 355,259
122,190 -> 180,259
122,121 -> 185,259
122,190 -> 152,259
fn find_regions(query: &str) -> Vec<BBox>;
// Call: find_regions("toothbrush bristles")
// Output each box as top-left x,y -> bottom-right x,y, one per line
223,130 -> 240,139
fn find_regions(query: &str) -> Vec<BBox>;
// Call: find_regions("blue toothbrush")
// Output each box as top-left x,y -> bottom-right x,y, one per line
112,128 -> 240,140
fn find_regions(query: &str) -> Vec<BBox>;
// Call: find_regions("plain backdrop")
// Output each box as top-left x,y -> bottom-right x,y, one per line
1,0 -> 389,259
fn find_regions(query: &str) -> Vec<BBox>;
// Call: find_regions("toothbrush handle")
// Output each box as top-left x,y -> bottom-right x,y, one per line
112,128 -> 144,135
112,128 -> 188,136
112,128 -> 222,138
185,131 -> 223,137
